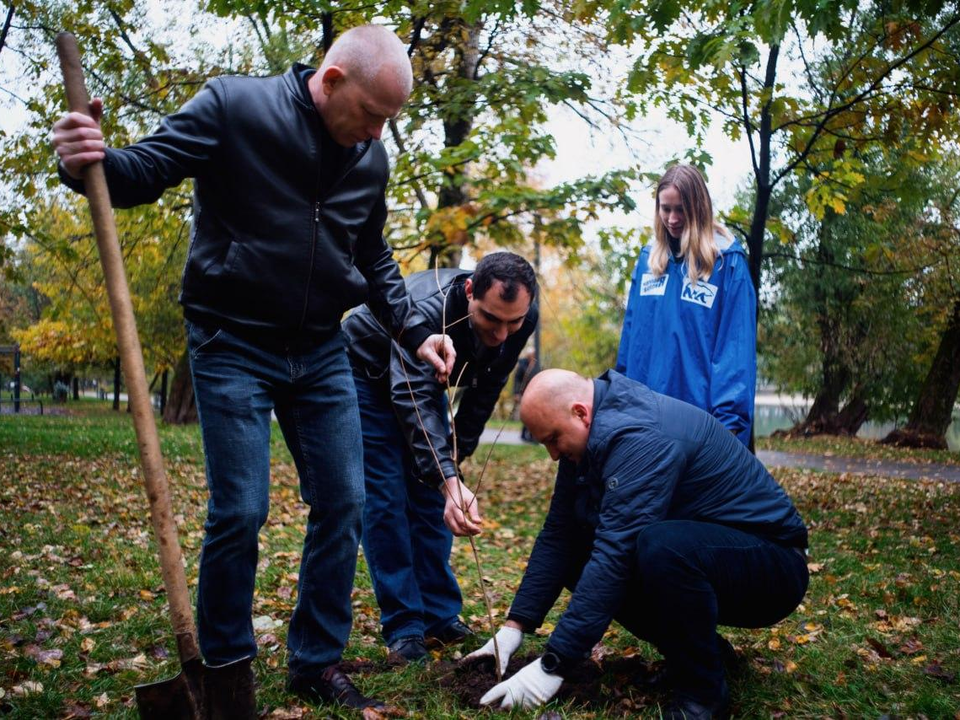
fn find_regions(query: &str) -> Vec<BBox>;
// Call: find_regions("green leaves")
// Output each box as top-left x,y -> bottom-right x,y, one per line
803,158 -> 867,220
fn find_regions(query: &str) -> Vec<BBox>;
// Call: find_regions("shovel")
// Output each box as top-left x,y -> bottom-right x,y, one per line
55,32 -> 204,719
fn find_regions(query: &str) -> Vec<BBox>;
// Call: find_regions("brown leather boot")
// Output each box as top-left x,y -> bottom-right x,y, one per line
204,657 -> 257,720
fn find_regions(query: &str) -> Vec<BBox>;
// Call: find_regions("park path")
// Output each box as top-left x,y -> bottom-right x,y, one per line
479,428 -> 960,483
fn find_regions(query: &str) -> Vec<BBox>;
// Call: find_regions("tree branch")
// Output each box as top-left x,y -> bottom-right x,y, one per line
792,20 -> 824,105
322,11 -> 333,53
407,15 -> 426,57
764,250 -> 942,276
109,9 -> 156,85
775,12 -> 960,184
388,118 -> 430,211
738,63 -> 760,178
0,4 -> 15,57
474,16 -> 501,77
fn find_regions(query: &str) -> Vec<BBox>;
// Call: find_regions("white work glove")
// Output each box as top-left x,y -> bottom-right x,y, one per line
464,625 -> 523,675
479,656 -> 563,709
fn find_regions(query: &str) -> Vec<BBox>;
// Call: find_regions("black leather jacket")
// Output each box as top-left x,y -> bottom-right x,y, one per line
344,269 -> 538,486
60,64 -> 429,350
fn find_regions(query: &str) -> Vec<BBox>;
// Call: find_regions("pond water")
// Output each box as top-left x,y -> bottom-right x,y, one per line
754,400 -> 960,452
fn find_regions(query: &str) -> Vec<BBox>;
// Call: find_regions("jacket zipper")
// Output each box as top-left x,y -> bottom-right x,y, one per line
297,200 -> 321,334
295,138 -> 373,335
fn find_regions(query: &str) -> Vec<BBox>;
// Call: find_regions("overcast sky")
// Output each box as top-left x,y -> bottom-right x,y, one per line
539,102 -> 752,237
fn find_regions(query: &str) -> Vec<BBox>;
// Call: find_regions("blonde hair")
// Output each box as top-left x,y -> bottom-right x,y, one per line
648,164 -> 732,284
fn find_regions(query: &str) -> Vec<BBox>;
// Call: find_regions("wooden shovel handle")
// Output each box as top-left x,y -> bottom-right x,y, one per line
55,32 -> 199,664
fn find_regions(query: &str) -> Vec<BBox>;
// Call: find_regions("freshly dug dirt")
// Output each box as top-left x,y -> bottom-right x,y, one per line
340,652 -> 672,713
436,652 -> 665,710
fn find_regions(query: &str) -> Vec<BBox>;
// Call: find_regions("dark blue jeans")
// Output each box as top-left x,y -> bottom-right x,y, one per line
186,320 -> 364,675
562,520 -> 808,705
353,374 -> 462,645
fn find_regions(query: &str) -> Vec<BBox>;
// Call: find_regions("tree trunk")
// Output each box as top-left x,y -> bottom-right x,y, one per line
743,47 -> 779,451
835,385 -> 869,435
112,356 -> 121,411
883,297 -> 960,449
797,308 -> 852,434
798,365 -> 848,434
72,376 -> 79,400
745,43 -> 780,299
162,349 -> 197,425
160,369 -> 169,417
0,5 -> 15,58
429,18 -> 483,269
790,218 -> 864,437
746,182 -> 772,300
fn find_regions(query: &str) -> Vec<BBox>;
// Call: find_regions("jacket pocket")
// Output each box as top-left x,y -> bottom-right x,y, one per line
203,240 -> 242,278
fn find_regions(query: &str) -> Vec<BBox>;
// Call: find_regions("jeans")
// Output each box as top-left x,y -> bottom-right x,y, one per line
353,374 -> 462,645
186,320 -> 364,675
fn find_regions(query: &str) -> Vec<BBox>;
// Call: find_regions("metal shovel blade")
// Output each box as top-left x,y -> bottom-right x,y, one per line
134,656 -> 204,719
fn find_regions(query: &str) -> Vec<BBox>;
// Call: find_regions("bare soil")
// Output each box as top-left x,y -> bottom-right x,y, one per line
343,652 -> 669,713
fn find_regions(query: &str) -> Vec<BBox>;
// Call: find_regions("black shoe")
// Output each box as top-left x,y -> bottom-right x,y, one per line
632,661 -> 671,691
716,634 -> 739,668
204,657 -> 257,720
388,636 -> 428,663
635,634 -> 738,692
662,693 -> 730,720
287,665 -> 385,710
425,619 -> 474,649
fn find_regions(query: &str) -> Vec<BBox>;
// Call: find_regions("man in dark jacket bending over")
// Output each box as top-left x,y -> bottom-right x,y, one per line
344,252 -> 538,663
51,25 -> 455,716
471,369 -> 808,719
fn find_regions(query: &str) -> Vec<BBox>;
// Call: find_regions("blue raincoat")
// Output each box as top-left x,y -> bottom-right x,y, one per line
616,234 -> 756,445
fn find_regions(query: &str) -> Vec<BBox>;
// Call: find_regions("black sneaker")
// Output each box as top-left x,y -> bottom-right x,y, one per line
425,619 -> 474,649
287,665 -> 384,710
387,636 -> 428,663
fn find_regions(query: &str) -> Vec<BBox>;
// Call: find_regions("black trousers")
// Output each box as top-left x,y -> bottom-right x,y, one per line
567,520 -> 809,704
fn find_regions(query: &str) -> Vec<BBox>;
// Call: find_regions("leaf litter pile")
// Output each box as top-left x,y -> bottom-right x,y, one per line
2,435 -> 960,717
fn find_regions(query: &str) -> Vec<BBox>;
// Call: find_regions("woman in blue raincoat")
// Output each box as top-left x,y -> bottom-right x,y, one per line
616,164 -> 756,446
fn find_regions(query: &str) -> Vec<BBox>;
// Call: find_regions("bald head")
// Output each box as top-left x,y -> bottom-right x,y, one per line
310,25 -> 413,147
320,24 -> 413,97
521,369 -> 591,423
520,369 -> 594,463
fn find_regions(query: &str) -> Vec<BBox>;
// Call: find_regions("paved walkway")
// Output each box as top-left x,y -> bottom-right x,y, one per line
479,428 -> 960,483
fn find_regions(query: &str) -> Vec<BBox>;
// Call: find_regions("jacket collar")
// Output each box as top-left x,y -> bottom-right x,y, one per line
285,63 -> 374,156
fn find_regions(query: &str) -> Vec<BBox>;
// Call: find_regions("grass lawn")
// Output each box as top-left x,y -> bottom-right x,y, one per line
1,402 -> 958,717
757,433 -> 960,466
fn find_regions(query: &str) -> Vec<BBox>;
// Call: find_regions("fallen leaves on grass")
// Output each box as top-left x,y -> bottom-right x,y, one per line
2,442 -> 958,718
84,653 -> 150,676
23,644 -> 63,667
268,708 -> 305,719
923,661 -> 956,683
62,703 -> 93,718
361,705 -> 407,719
11,681 -> 43,696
